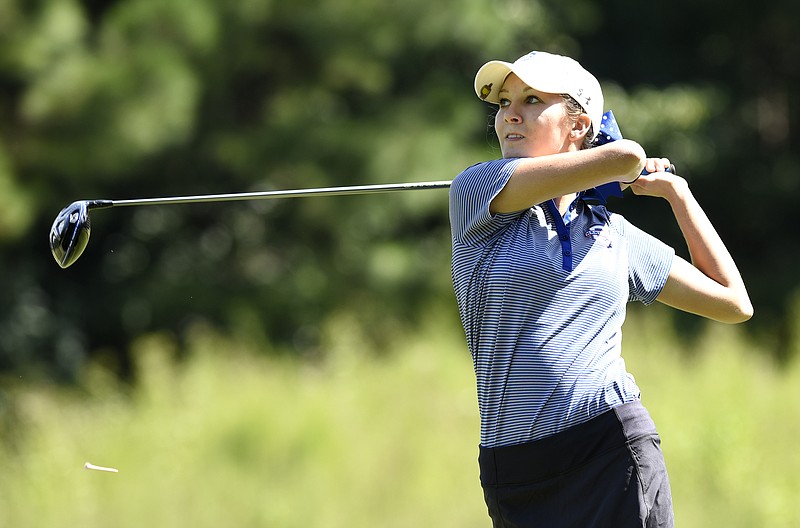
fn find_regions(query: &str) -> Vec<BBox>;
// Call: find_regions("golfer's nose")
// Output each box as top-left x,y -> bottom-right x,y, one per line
503,105 -> 522,123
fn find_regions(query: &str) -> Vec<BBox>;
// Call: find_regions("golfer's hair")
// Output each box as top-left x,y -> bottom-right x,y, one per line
562,95 -> 594,150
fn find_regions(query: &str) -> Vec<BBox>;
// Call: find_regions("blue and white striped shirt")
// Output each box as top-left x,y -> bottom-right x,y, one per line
450,158 -> 674,448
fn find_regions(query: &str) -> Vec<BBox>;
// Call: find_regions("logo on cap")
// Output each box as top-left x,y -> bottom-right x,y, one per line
480,83 -> 493,100
576,88 -> 591,108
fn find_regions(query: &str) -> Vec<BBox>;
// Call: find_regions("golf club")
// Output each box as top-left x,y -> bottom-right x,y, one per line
49,180 -> 453,269
49,163 -> 677,269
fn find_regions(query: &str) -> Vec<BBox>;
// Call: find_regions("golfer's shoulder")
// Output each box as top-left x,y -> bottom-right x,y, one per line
452,158 -> 521,195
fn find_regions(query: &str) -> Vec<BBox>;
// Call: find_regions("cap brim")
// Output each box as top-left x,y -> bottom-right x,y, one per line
475,60 -> 575,105
474,61 -> 513,103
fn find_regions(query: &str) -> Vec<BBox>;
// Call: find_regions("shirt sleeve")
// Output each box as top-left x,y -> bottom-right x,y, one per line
449,158 -> 523,246
612,214 -> 675,305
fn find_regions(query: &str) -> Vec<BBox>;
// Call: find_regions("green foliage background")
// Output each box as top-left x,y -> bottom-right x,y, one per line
1,0 -> 798,378
1,0 -> 799,525
2,308 -> 800,527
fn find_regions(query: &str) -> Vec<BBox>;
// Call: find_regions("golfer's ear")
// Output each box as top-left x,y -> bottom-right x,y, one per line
571,114 -> 591,140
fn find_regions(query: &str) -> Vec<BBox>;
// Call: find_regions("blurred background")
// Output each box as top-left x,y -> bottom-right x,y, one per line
1,0 -> 798,526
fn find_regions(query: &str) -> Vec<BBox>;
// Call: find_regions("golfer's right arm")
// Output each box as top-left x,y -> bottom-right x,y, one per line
490,140 -> 646,213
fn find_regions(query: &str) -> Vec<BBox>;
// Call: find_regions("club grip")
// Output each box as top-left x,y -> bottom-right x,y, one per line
641,163 -> 676,175
623,163 -> 677,185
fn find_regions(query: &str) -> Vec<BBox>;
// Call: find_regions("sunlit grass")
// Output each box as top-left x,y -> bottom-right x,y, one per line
1,305 -> 799,527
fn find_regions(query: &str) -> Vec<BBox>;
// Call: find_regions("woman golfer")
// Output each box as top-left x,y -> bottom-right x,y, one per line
449,51 -> 752,527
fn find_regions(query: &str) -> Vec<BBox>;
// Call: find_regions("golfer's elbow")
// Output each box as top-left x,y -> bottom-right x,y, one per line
733,297 -> 754,324
606,139 -> 646,177
718,294 -> 754,324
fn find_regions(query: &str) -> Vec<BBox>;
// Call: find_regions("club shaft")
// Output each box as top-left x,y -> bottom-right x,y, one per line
88,163 -> 677,210
104,180 -> 453,208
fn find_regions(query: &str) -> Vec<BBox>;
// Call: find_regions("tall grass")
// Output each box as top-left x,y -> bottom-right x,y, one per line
1,305 -> 798,527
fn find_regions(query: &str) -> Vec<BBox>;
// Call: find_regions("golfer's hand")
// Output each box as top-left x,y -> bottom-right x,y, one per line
626,157 -> 688,200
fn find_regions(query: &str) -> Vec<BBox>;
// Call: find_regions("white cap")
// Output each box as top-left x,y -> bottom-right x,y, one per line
474,51 -> 604,139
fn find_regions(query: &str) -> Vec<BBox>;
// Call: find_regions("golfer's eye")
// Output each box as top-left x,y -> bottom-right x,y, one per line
499,95 -> 541,108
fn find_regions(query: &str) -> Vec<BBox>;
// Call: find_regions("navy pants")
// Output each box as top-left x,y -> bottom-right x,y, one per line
479,401 -> 674,528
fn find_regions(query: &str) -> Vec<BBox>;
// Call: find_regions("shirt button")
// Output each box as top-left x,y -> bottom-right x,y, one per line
560,235 -> 569,241
564,250 -> 571,256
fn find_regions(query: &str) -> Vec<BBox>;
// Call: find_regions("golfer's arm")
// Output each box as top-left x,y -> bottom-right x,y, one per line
656,183 -> 753,323
490,140 -> 646,213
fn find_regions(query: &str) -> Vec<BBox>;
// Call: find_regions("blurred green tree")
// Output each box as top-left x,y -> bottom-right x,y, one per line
0,0 -> 797,380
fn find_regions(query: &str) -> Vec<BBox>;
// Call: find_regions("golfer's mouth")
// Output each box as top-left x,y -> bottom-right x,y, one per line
506,133 -> 525,140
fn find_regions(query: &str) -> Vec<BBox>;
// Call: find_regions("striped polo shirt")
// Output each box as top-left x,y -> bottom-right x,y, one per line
450,158 -> 674,448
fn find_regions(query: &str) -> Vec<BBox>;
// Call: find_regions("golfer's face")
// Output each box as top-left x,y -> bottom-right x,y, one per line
494,74 -> 573,159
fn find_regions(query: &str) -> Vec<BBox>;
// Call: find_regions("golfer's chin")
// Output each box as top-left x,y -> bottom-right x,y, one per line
501,146 -> 533,159
500,140 -> 539,159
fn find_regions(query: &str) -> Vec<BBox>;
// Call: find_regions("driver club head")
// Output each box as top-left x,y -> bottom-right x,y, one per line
50,200 -> 92,269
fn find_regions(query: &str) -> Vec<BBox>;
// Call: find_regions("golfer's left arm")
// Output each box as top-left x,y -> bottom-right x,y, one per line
631,160 -> 754,324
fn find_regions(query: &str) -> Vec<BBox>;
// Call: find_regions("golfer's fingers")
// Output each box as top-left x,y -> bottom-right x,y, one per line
644,157 -> 671,174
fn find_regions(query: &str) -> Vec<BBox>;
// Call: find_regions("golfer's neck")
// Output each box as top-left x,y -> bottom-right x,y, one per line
552,194 -> 576,217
